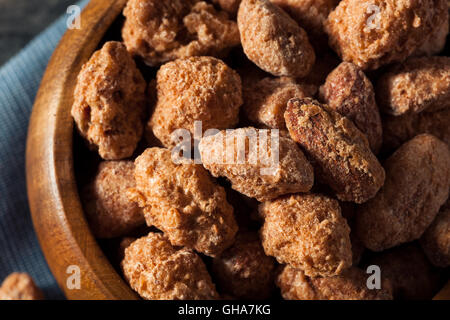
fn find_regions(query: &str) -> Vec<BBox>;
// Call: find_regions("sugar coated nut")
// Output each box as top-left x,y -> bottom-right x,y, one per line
238,0 -> 316,77
81,161 -> 144,239
71,41 -> 147,160
284,98 -> 385,204
0,273 -> 43,300
148,56 -> 242,148
199,127 -> 314,202
356,134 -> 450,251
259,193 -> 352,277
122,0 -> 240,66
277,266 -> 393,300
121,233 -> 219,300
128,148 -> 237,257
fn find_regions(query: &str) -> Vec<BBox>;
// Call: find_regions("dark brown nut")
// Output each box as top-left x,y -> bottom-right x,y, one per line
325,0 -> 443,70
0,273 -> 44,300
259,194 -> 352,277
243,77 -> 314,130
377,56 -> 450,115
71,41 -> 147,160
382,108 -> 450,152
319,62 -> 383,153
356,134 -> 450,251
121,233 -> 219,300
212,232 -> 276,299
199,128 -> 314,202
237,0 -> 316,77
81,161 -> 145,239
350,230 -> 365,266
128,148 -> 238,257
212,0 -> 242,15
277,266 -> 393,300
284,98 -> 385,204
299,51 -> 341,88
420,200 -> 450,267
147,56 -> 242,148
367,244 -> 440,300
122,0 -> 240,66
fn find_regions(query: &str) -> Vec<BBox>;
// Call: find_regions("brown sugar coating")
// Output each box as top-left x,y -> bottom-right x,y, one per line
367,244 -> 440,300
213,0 -> 242,15
121,233 -> 219,300
270,0 -> 340,50
356,134 -> 450,251
284,98 -> 385,204
377,56 -> 450,115
71,41 -> 146,160
81,161 -> 145,239
128,148 -> 238,257
325,0 -> 444,70
212,232 -> 276,299
0,273 -> 43,300
122,0 -> 240,66
237,0 -> 316,77
199,128 -> 314,202
382,108 -> 450,152
277,266 -> 392,300
420,200 -> 450,267
259,194 -> 352,277
243,77 -> 314,130
147,56 -> 242,148
319,62 -> 383,153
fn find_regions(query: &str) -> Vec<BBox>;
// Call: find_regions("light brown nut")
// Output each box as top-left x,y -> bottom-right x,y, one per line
212,0 -> 242,15
367,244 -> 440,300
199,128 -> 314,202
121,233 -> 219,300
377,56 -> 450,115
420,200 -> 450,267
325,0 -> 443,70
243,77 -> 314,130
147,56 -> 242,148
122,0 -> 240,66
71,41 -> 147,160
259,193 -> 352,277
284,98 -> 385,204
319,62 -> 383,153
237,0 -> 315,77
270,0 -> 340,50
212,232 -> 276,299
356,134 -> 450,251
81,161 -> 145,239
128,148 -> 238,257
382,108 -> 450,152
0,273 -> 44,300
277,266 -> 392,300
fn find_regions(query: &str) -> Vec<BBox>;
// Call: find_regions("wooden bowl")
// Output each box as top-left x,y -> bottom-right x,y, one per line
26,0 -> 449,300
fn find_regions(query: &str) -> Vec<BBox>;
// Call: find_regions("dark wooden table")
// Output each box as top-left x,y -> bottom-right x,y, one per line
0,0 -> 75,66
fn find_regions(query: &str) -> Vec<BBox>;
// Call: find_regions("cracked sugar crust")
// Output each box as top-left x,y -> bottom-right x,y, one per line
243,77 -> 315,130
0,273 -> 43,300
319,62 -> 382,153
212,232 -> 276,299
128,148 -> 238,257
284,98 -> 385,204
377,56 -> 450,116
122,0 -> 240,66
147,56 -> 242,148
356,134 -> 450,252
237,0 -> 315,77
277,266 -> 393,300
259,193 -> 352,277
121,233 -> 219,300
325,0 -> 444,70
81,161 -> 145,239
199,128 -> 314,202
71,41 -> 147,160
420,200 -> 450,267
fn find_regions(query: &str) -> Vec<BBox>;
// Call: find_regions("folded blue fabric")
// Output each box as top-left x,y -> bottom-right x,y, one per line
0,0 -> 88,300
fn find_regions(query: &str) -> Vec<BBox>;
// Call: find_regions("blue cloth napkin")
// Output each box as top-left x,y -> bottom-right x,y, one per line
0,0 -> 88,300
